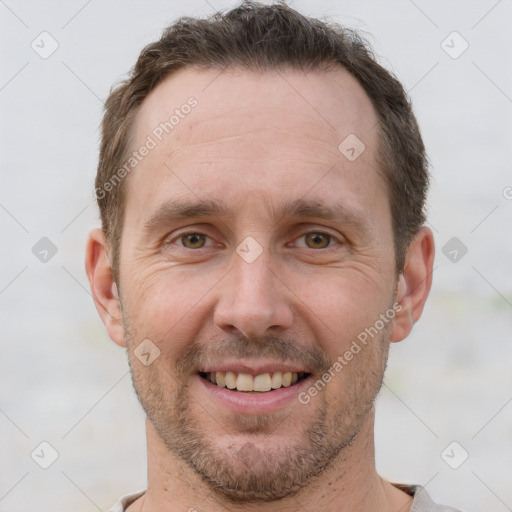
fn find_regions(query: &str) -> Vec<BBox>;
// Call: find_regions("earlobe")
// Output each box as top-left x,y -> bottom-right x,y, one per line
85,228 -> 126,347
390,227 -> 435,343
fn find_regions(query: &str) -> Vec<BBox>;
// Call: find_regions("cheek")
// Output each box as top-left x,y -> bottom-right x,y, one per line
294,268 -> 394,355
121,266 -> 215,359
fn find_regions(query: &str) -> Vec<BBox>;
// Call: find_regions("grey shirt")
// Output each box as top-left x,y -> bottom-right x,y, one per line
108,485 -> 463,511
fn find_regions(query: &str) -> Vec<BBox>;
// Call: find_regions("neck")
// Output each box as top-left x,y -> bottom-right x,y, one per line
128,409 -> 412,512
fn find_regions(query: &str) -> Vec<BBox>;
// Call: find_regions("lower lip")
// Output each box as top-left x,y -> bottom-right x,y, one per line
199,375 -> 312,414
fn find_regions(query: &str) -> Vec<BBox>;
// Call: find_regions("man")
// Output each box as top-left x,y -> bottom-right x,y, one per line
85,2 -> 461,511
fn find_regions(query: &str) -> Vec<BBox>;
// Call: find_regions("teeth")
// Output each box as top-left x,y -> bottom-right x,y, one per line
204,371 -> 304,392
216,372 -> 225,387
271,372 -> 282,389
253,373 -> 272,392
236,373 -> 253,392
225,371 -> 237,389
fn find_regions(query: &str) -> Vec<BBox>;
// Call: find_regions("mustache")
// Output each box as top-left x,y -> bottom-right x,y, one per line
176,335 -> 332,375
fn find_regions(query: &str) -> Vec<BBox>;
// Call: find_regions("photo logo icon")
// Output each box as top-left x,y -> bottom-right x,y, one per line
31,31 -> 59,60
441,31 -> 469,60
32,237 -> 58,263
31,441 -> 59,469
441,441 -> 469,469
236,236 -> 263,264
442,236 -> 468,263
134,338 -> 161,366
338,134 -> 366,161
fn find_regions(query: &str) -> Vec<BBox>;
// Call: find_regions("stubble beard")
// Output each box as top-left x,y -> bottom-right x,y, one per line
123,315 -> 391,503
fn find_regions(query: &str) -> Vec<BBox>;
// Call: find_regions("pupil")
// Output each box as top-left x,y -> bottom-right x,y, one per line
186,234 -> 204,247
308,233 -> 329,248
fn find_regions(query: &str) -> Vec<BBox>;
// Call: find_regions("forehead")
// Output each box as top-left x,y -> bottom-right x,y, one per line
126,66 -> 384,226
133,65 -> 378,154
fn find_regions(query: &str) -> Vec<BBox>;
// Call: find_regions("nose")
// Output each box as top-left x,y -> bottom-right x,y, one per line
213,250 -> 294,339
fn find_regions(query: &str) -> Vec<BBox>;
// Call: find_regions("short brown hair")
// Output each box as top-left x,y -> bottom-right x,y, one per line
96,1 -> 429,280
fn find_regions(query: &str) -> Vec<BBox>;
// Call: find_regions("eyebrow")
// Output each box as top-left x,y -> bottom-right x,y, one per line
143,198 -> 233,235
142,197 -> 370,236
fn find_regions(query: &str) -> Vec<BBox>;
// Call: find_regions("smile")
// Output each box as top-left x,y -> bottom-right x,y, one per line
199,371 -> 310,392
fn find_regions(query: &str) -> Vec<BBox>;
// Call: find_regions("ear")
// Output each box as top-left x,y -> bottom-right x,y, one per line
85,228 -> 126,347
390,226 -> 435,343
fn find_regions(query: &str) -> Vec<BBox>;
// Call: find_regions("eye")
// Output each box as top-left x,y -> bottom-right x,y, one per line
296,232 -> 338,249
175,232 -> 210,249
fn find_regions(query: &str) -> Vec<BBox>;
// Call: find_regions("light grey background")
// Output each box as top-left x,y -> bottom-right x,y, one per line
1,1 -> 511,511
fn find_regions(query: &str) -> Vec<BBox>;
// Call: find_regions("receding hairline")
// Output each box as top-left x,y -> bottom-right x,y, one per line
97,2 -> 428,280
112,62 -> 389,274
127,61 -> 377,152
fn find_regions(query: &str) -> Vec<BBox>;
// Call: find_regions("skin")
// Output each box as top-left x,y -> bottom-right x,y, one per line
86,66 -> 434,512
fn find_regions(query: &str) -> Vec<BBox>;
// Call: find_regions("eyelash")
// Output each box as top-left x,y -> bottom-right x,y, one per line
167,230 -> 342,251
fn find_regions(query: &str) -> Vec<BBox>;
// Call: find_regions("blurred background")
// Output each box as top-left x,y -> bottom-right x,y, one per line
1,1 -> 511,510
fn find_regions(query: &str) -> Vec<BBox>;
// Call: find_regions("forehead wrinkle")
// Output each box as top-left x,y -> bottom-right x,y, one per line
142,119 -> 343,171
156,148 -> 342,179
132,72 -> 367,160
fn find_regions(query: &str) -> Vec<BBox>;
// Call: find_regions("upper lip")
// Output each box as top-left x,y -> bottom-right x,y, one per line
199,361 -> 309,375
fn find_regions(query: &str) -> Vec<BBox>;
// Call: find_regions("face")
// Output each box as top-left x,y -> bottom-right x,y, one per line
117,67 -> 398,501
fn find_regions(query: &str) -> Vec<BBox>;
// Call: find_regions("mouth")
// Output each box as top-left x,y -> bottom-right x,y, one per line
199,371 -> 310,393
